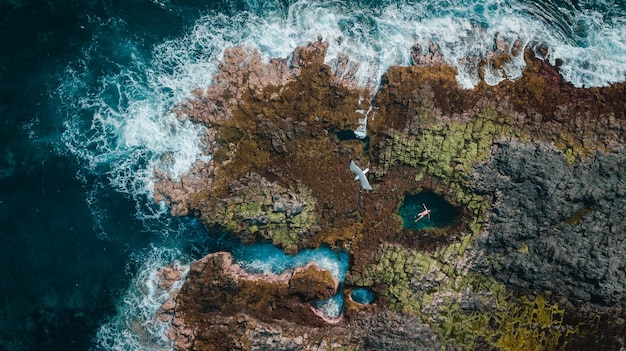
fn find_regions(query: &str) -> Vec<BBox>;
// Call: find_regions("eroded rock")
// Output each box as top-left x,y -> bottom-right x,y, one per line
289,263 -> 338,301
159,39 -> 626,350
474,141 -> 626,306
168,251 -> 441,350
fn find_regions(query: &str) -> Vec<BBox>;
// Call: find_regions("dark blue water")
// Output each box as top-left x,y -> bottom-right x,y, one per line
399,191 -> 460,230
0,2 -> 217,349
1,0 -> 624,349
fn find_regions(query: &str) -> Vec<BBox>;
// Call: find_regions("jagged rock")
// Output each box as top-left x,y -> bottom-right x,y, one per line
291,38 -> 328,68
156,264 -> 188,291
153,43 -> 302,216
169,250 -> 442,349
289,263 -> 338,301
474,141 -> 626,306
410,41 -> 447,67
198,172 -> 317,254
357,310 -> 441,351
160,39 -> 626,349
173,251 -> 338,321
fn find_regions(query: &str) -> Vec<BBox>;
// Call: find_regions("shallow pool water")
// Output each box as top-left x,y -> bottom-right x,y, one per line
231,241 -> 349,319
351,287 -> 375,305
398,191 -> 460,230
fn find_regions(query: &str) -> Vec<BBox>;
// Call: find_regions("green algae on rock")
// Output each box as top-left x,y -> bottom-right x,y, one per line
169,251 -> 442,350
158,39 -> 626,350
181,40 -> 377,253
348,240 -> 578,350
198,172 -> 317,255
368,49 -> 624,217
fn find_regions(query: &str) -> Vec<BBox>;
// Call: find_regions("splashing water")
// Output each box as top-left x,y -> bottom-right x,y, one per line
61,0 -> 625,216
52,0 -> 626,349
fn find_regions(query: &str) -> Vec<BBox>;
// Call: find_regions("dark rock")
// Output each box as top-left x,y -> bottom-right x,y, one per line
161,39 -> 626,349
474,141 -> 626,306
357,310 -> 441,351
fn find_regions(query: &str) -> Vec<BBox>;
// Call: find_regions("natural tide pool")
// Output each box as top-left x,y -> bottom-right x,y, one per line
231,241 -> 349,319
398,191 -> 460,230
350,287 -> 375,305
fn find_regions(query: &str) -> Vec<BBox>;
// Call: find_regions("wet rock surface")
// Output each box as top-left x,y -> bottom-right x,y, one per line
170,251 -> 440,351
289,263 -> 338,301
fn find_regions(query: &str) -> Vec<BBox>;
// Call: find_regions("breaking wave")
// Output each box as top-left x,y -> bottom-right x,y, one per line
54,0 -> 625,349
94,247 -> 188,351
61,0 -> 625,215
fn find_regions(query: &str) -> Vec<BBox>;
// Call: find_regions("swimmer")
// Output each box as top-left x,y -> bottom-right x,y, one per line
415,203 -> 431,222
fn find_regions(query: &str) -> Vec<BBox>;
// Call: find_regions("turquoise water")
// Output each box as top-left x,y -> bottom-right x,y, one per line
232,243 -> 349,319
399,191 -> 460,230
232,242 -> 349,281
1,0 -> 625,349
351,287 -> 375,305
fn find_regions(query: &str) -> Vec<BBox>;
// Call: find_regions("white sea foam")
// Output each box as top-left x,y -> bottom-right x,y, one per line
93,241 -> 349,350
233,242 -> 349,282
520,0 -> 626,87
548,21 -> 626,87
60,21 -> 222,217
58,1 -> 625,349
233,242 -> 349,319
315,292 -> 344,319
61,0 -> 625,218
240,0 -> 626,88
94,247 -> 189,351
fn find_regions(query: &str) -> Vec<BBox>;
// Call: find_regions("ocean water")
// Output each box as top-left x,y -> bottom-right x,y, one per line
1,0 -> 624,349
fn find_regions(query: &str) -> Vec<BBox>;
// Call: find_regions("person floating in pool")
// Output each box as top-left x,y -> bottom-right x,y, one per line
415,203 -> 431,222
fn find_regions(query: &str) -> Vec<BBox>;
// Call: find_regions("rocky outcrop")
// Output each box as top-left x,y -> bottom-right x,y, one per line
154,264 -> 188,324
160,39 -> 626,350
356,310 -> 441,350
474,141 -> 626,306
289,263 -> 338,301
198,172 -> 318,255
168,253 -> 441,350
154,39 -> 371,217
172,251 -> 337,322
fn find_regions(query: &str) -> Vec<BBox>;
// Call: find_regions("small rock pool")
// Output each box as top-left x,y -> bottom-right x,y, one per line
230,241 -> 349,319
350,287 -> 375,305
398,191 -> 459,230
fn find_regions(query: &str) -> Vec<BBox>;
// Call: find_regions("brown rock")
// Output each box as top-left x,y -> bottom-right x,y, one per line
410,41 -> 447,67
159,38 -> 626,349
291,38 -> 328,68
156,264 -> 187,291
289,262 -> 338,301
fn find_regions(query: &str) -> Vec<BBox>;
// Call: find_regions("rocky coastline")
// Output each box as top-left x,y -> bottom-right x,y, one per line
154,38 -> 626,350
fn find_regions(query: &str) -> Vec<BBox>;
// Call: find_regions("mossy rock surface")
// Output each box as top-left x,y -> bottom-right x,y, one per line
170,41 -> 626,350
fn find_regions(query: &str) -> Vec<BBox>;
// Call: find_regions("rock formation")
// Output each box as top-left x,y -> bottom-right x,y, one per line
475,141 -> 626,305
168,251 -> 440,350
154,38 -> 626,350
